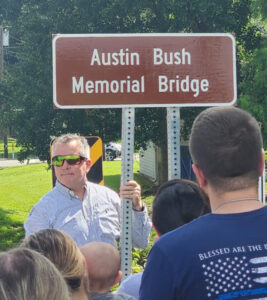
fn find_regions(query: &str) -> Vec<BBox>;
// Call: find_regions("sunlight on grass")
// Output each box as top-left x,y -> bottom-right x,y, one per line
0,164 -> 52,222
0,163 -> 52,250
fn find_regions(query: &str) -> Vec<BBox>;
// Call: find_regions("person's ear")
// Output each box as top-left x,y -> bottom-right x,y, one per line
192,164 -> 207,189
113,270 -> 123,286
152,223 -> 161,241
85,159 -> 92,172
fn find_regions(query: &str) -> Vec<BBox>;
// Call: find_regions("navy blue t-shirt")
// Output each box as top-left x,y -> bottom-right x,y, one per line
140,206 -> 267,300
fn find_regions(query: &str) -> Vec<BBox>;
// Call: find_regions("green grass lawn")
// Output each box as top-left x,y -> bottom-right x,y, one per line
0,161 -> 155,252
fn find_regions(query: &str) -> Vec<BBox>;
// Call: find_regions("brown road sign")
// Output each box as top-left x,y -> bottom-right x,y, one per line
52,33 -> 236,109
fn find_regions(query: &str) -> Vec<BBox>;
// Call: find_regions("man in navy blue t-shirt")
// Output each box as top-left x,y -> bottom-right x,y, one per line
140,107 -> 267,300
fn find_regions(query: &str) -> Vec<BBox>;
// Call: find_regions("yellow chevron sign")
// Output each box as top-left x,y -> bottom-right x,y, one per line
87,136 -> 104,185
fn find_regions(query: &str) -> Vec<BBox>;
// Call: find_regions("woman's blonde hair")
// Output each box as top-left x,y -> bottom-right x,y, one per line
21,229 -> 89,294
0,247 -> 70,300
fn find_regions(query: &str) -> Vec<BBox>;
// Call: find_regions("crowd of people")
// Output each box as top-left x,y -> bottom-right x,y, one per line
0,106 -> 266,299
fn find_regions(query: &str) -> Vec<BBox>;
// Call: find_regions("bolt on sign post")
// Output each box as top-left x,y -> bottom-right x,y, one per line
52,33 -> 237,277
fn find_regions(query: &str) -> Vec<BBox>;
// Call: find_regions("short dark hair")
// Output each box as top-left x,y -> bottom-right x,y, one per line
189,107 -> 262,191
152,179 -> 210,235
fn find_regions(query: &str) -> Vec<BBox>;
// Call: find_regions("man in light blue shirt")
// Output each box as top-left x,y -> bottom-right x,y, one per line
24,133 -> 151,248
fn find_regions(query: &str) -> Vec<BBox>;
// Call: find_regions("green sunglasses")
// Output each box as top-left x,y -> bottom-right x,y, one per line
52,155 -> 86,167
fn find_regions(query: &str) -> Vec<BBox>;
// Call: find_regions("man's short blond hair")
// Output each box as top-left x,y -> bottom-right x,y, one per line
51,133 -> 90,159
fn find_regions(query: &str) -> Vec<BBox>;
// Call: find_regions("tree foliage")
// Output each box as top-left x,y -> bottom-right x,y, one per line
239,39 -> 267,146
238,0 -> 267,146
0,0 -> 265,165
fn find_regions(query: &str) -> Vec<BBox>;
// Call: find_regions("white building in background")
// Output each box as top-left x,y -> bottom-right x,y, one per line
139,141 -> 196,185
139,141 -> 158,184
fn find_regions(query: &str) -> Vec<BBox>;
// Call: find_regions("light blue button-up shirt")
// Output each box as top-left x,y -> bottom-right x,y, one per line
24,181 -> 152,248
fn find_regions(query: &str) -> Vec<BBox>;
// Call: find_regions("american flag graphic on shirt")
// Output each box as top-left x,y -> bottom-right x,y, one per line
202,256 -> 267,299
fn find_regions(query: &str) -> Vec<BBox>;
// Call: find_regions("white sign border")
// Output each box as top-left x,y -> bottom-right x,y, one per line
52,33 -> 237,109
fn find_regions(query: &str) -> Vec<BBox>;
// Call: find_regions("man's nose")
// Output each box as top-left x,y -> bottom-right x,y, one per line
61,159 -> 70,168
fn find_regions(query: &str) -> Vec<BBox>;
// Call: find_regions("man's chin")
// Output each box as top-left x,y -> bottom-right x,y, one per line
60,173 -> 74,177
58,179 -> 73,189
58,178 -> 86,191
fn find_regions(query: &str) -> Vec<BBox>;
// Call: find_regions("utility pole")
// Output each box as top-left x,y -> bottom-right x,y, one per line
0,25 -> 8,158
0,26 -> 3,80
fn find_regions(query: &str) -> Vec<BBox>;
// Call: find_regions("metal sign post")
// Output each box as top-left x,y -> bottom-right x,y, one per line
167,107 -> 181,180
120,107 -> 135,279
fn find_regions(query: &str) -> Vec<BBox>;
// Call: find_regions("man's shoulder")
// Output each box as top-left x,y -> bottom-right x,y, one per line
32,185 -> 67,211
156,214 -> 212,249
40,185 -> 63,201
91,292 -> 135,300
155,206 -> 267,253
170,213 -> 211,234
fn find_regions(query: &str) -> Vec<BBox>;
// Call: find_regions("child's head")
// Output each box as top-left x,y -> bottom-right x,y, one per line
80,242 -> 122,293
152,179 -> 210,236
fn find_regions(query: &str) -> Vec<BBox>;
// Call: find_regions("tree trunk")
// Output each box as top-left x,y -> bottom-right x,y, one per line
155,110 -> 168,186
4,133 -> 8,158
156,143 -> 168,186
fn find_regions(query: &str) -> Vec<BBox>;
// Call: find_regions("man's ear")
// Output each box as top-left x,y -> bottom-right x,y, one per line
113,270 -> 123,286
86,159 -> 92,173
192,164 -> 207,189
152,223 -> 161,242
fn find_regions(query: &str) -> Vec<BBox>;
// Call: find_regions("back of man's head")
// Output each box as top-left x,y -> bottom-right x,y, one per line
80,242 -> 121,293
189,107 -> 262,191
